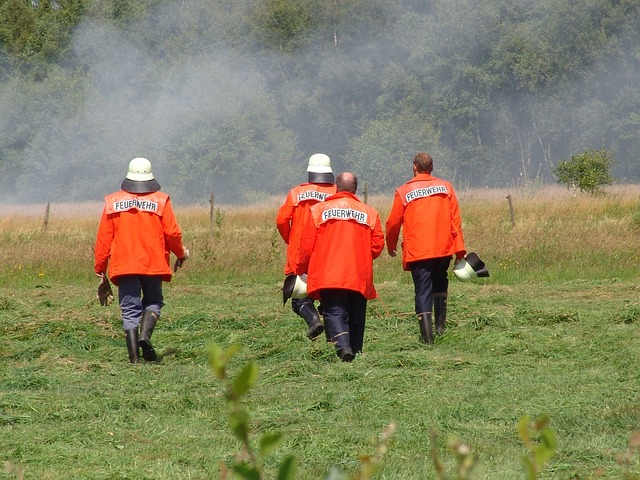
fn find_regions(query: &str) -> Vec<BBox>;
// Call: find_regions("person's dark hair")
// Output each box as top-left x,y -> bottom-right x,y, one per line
413,152 -> 433,173
336,172 -> 357,193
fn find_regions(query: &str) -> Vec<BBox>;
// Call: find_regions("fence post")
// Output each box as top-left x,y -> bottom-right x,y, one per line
209,192 -> 215,235
506,194 -> 516,228
42,202 -> 50,232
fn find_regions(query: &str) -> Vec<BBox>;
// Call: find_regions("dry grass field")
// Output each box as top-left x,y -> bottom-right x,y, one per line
3,183 -> 640,284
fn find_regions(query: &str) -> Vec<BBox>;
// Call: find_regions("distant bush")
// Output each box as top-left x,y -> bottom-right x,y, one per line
554,149 -> 614,196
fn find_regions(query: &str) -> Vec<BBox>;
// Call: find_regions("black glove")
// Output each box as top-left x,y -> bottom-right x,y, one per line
97,273 -> 114,306
173,248 -> 190,273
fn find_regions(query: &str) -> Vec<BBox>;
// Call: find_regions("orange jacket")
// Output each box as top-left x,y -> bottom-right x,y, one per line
385,174 -> 465,270
276,182 -> 337,274
94,190 -> 187,285
297,192 -> 384,300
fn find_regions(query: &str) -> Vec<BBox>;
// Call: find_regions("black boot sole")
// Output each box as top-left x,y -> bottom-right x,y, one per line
338,348 -> 354,362
307,323 -> 324,340
139,340 -> 157,362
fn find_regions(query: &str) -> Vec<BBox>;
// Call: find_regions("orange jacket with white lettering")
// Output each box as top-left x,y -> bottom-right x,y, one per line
94,190 -> 187,285
276,182 -> 337,275
385,174 -> 465,271
296,191 -> 385,300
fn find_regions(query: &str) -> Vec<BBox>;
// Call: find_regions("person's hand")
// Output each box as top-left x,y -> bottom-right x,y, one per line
388,248 -> 397,257
174,248 -> 190,272
96,273 -> 114,306
455,251 -> 466,263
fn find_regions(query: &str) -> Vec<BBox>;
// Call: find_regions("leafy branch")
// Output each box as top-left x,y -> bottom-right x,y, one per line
207,343 -> 396,480
209,343 -> 297,480
517,414 -> 557,480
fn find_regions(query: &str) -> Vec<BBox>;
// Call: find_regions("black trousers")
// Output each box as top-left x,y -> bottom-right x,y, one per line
320,289 -> 367,353
409,256 -> 451,314
291,296 -> 316,315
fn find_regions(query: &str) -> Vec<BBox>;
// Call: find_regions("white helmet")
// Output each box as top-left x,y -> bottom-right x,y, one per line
453,252 -> 490,282
126,157 -> 155,181
282,274 -> 308,305
307,153 -> 333,174
121,157 -> 161,193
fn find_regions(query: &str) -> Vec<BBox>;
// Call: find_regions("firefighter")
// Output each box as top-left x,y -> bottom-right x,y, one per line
94,157 -> 189,363
276,153 -> 337,340
385,152 -> 466,344
296,172 -> 384,361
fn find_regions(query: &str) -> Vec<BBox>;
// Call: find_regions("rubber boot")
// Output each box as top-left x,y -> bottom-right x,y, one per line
139,310 -> 158,361
418,312 -> 434,345
338,346 -> 354,362
299,304 -> 324,340
434,293 -> 448,335
125,328 -> 140,364
329,332 -> 353,362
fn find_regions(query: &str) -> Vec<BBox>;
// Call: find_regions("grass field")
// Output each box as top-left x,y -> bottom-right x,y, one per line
1,186 -> 640,479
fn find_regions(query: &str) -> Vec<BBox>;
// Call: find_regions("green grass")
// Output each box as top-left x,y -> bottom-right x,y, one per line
2,278 -> 639,479
1,187 -> 640,479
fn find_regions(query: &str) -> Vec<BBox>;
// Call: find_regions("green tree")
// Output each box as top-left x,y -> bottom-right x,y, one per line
251,0 -> 316,52
554,148 -> 615,195
0,0 -> 84,64
346,111 -> 448,193
2,0 -> 640,203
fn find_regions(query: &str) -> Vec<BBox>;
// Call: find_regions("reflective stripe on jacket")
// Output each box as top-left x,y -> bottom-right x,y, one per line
297,192 -> 384,300
385,174 -> 465,271
276,182 -> 337,274
94,190 -> 186,285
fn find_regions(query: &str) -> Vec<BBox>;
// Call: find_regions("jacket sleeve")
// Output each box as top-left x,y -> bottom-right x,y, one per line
371,214 -> 385,260
449,188 -> 466,254
295,213 -> 317,275
162,198 -> 187,259
94,206 -> 113,274
384,191 -> 404,252
275,193 -> 294,244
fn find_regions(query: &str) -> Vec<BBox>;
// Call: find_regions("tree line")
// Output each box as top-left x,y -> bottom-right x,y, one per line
0,0 -> 638,203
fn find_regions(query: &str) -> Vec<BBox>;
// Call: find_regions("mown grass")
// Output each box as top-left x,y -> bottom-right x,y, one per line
1,186 -> 640,479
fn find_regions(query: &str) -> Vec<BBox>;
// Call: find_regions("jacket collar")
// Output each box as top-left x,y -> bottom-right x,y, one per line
409,173 -> 435,183
327,191 -> 360,202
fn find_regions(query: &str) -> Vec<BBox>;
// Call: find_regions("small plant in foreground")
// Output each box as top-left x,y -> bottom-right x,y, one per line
615,431 -> 640,480
430,430 -> 482,479
429,414 -> 557,479
209,343 -> 295,480
208,343 -> 395,480
517,414 -> 557,479
3,461 -> 24,480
